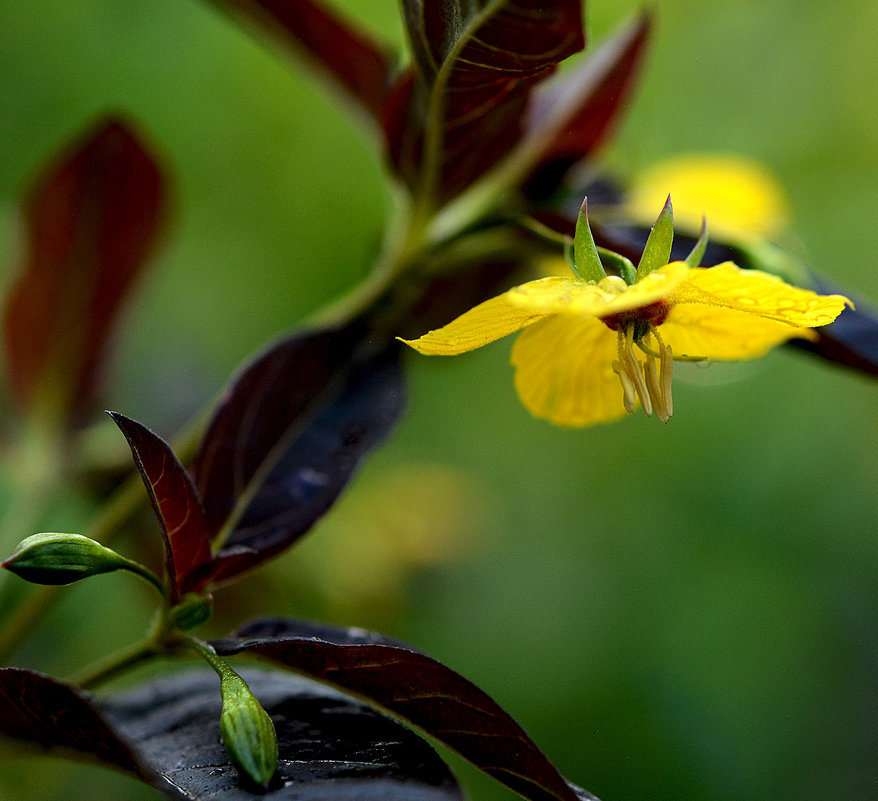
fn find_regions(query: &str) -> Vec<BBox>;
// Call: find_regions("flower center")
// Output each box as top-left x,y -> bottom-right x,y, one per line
611,321 -> 674,423
600,300 -> 670,332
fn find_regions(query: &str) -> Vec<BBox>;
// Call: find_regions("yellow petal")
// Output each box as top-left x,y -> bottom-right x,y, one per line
511,314 -> 626,427
507,263 -> 690,317
401,264 -> 696,357
398,279 -> 569,355
660,305 -> 816,361
668,262 -> 850,327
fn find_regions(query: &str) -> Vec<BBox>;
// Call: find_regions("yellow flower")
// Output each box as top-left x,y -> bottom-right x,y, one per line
400,261 -> 849,427
627,153 -> 791,240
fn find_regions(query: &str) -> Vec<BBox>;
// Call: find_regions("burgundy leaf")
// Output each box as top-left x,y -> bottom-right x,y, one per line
108,412 -> 212,601
191,322 -> 405,584
0,668 -> 141,774
390,0 -> 585,202
206,0 -> 396,126
521,14 -> 650,189
101,667 -> 464,800
3,118 -> 166,426
381,68 -> 422,190
212,617 -> 596,801
0,667 -> 463,800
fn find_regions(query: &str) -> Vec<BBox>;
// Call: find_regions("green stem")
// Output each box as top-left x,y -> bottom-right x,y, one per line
180,633 -> 235,681
118,557 -> 168,601
74,633 -> 162,691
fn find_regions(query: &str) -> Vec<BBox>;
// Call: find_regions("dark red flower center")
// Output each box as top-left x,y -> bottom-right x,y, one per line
600,300 -> 670,332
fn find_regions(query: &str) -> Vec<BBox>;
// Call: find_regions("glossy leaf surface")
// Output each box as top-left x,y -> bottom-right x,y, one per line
206,0 -> 395,126
213,617 -> 596,801
108,412 -> 212,601
192,323 -> 405,584
0,667 -> 463,800
391,0 -> 585,201
102,667 -> 464,800
2,118 -> 165,425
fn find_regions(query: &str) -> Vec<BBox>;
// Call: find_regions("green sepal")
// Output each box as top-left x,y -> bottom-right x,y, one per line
635,195 -> 674,280
219,671 -> 279,788
170,593 -> 213,632
573,198 -> 607,282
1,533 -> 158,588
685,217 -> 709,267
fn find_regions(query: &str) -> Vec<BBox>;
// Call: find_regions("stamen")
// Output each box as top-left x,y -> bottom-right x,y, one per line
643,355 -> 668,423
612,360 -> 637,413
613,321 -> 677,421
648,326 -> 674,423
618,325 -> 652,416
660,342 -> 674,419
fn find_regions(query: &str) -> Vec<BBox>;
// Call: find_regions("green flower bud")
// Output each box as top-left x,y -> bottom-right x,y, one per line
1,533 -> 145,586
169,593 -> 213,632
219,672 -> 279,788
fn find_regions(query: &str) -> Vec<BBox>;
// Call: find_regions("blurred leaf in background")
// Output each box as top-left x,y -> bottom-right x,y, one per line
2,1 -> 878,801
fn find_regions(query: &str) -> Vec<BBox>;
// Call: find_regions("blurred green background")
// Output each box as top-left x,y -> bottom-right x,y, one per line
2,1 -> 878,800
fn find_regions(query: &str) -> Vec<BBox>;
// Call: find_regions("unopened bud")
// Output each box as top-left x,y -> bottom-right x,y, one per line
2,533 -> 139,586
219,672 -> 278,788
170,593 -> 213,631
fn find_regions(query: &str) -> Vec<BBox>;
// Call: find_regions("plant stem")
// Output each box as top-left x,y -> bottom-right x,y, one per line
180,633 -> 231,678
74,634 -> 162,691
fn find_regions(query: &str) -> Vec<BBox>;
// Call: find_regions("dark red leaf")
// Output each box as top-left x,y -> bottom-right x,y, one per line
521,14 -> 650,188
101,667 -> 464,800
206,0 -> 396,127
108,412 -> 212,601
0,666 -> 463,800
0,668 -> 141,773
191,322 -> 405,584
212,617 -> 596,801
381,68 -> 422,190
391,0 -> 585,202
2,118 -> 166,426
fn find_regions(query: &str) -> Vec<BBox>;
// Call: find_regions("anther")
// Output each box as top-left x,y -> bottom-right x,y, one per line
612,360 -> 637,413
643,356 -> 668,423
616,325 -> 652,416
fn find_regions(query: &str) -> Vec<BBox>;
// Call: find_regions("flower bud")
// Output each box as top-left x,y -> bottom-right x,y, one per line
169,593 -> 213,631
219,672 -> 278,787
1,533 -> 138,585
